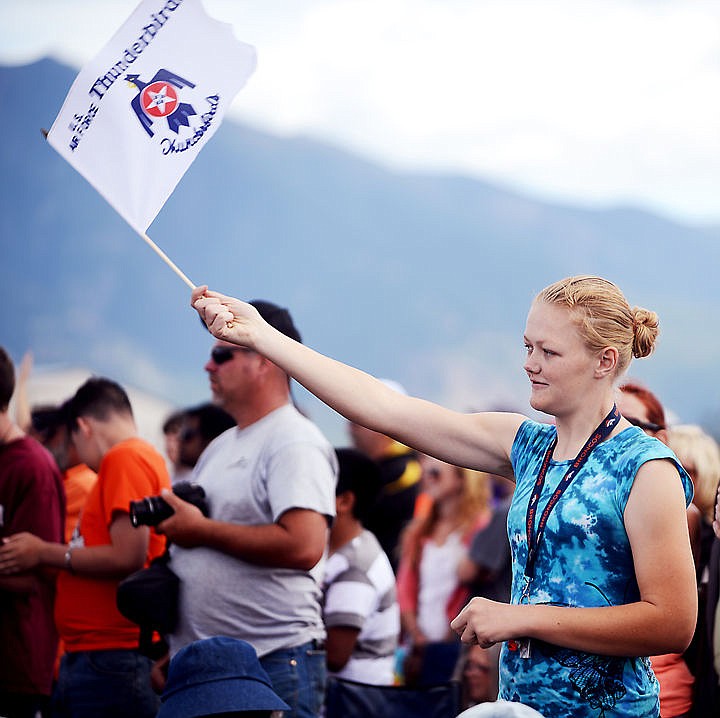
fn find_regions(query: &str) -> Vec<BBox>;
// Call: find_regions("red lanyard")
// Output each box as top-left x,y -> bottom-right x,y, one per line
523,404 -> 620,583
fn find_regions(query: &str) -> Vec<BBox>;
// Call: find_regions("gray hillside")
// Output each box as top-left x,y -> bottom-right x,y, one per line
1,58 -> 718,437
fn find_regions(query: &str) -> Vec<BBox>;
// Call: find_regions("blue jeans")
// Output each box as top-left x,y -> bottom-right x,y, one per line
52,649 -> 159,718
260,640 -> 327,718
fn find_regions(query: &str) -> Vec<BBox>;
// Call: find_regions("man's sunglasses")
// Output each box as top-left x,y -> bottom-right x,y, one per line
210,346 -> 251,365
625,416 -> 664,434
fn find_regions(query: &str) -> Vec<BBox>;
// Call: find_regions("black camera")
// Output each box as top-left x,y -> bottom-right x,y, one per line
129,482 -> 209,528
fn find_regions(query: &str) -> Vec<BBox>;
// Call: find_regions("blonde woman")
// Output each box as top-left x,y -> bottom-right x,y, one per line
666,424 -> 720,712
190,276 -> 696,717
396,459 -> 491,684
667,424 -> 720,581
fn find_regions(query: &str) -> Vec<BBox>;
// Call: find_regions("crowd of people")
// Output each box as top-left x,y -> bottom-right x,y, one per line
1,275 -> 720,718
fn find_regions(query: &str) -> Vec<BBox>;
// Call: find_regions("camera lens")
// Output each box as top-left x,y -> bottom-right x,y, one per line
128,483 -> 208,529
129,495 -> 173,528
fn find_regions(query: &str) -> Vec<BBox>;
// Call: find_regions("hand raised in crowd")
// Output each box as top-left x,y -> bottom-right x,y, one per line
191,286 -> 264,348
0,532 -> 45,574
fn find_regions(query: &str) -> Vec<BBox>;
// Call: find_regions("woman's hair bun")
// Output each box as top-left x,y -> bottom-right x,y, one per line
631,307 -> 659,358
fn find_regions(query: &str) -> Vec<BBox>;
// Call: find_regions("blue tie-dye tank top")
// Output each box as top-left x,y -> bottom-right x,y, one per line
499,420 -> 693,718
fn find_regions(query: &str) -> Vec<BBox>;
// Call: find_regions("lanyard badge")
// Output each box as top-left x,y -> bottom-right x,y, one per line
510,404 -> 620,659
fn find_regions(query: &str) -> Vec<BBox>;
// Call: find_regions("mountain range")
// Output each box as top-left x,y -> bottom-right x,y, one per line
1,58 -> 719,443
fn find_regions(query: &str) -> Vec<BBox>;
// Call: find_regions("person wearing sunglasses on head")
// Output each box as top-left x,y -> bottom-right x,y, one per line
617,383 -> 704,555
155,300 -> 337,718
616,382 -> 698,718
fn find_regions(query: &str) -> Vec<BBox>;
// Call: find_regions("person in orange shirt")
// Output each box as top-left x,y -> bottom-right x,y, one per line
0,377 -> 170,718
29,403 -> 96,542
28,402 -> 98,678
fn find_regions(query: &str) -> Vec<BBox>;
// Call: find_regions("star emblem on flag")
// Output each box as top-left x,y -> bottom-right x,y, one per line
46,0 -> 257,239
126,70 -> 197,137
143,83 -> 178,117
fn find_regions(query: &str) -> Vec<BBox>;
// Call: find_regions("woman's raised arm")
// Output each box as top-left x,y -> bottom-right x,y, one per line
192,286 -> 525,476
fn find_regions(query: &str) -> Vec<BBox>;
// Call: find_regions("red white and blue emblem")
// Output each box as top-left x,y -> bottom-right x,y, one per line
141,81 -> 179,117
126,70 -> 197,138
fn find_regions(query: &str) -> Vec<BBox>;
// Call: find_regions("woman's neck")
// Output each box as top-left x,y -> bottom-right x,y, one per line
435,492 -> 463,521
553,398 -> 619,460
428,494 -> 465,544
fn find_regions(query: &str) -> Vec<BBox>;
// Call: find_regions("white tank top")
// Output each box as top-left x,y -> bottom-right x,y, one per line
416,530 -> 465,641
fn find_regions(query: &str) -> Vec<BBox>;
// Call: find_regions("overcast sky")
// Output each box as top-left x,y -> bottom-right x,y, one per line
2,0 -> 719,225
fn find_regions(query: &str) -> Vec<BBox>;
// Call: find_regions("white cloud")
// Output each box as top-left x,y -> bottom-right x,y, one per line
1,0 -> 718,222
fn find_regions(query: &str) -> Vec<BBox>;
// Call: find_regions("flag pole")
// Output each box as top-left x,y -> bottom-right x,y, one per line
139,232 -> 196,290
41,129 -> 196,290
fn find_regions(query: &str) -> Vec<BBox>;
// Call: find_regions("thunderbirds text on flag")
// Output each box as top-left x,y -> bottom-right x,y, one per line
47,0 -> 257,235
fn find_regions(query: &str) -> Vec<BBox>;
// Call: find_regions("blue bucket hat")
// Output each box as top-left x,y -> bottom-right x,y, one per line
157,637 -> 290,718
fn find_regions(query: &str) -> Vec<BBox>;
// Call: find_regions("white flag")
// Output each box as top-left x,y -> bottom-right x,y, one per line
47,0 -> 256,235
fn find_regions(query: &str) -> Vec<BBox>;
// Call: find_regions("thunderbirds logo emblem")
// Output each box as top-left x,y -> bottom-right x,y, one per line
126,69 -> 196,137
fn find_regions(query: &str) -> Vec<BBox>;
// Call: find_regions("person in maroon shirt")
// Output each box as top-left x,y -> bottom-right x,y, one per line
0,347 -> 65,718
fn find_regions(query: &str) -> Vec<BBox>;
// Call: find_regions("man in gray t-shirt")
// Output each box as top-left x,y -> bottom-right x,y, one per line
158,301 -> 337,718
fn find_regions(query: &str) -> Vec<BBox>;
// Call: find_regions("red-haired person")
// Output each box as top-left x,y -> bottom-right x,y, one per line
617,382 -> 697,718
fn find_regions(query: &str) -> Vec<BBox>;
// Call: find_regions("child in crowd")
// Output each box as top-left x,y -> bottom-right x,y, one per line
322,448 -> 400,684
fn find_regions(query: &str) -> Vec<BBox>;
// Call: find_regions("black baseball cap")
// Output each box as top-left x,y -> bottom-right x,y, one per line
249,300 -> 302,344
198,298 -> 302,344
